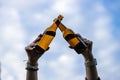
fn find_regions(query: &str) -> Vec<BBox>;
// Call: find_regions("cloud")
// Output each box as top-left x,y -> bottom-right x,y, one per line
52,0 -> 78,14
0,5 -> 26,80
38,54 -> 85,80
0,0 -> 48,9
90,2 -> 120,80
0,0 -> 120,80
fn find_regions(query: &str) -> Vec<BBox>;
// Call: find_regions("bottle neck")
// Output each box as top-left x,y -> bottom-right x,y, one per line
46,15 -> 63,32
58,23 -> 67,32
44,23 -> 57,33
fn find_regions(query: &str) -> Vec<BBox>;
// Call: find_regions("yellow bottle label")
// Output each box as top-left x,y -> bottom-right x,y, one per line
68,37 -> 80,47
38,34 -> 54,50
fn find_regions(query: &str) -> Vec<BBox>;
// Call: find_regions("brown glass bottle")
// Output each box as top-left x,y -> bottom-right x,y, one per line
58,23 -> 87,54
35,15 -> 63,53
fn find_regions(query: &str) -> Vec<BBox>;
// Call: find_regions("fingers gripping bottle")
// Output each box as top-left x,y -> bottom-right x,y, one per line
58,22 -> 87,54
36,15 -> 63,53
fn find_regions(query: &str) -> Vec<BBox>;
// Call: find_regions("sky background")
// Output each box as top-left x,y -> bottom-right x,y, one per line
0,0 -> 120,80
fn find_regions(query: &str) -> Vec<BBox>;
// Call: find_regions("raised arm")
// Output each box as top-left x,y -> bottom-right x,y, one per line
69,34 -> 100,80
78,35 -> 100,80
25,34 -> 49,80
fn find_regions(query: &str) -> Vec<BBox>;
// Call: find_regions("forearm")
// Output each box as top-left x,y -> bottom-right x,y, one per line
85,64 -> 99,80
26,62 -> 39,80
26,70 -> 38,80
84,54 -> 99,80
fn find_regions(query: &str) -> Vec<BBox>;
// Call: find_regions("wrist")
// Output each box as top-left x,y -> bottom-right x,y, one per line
27,60 -> 38,66
85,58 -> 97,67
84,56 -> 94,61
26,61 -> 39,71
83,53 -> 94,61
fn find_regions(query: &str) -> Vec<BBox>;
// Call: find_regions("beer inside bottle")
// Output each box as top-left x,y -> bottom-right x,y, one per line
36,15 -> 63,53
58,23 -> 87,54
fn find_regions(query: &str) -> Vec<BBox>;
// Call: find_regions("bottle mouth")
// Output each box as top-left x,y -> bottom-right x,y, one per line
58,14 -> 64,21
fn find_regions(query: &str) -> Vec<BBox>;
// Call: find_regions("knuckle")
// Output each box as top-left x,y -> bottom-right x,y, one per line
25,47 -> 29,51
25,46 -> 28,50
90,41 -> 93,45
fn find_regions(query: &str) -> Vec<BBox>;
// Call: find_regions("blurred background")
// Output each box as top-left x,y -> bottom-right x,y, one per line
0,0 -> 120,80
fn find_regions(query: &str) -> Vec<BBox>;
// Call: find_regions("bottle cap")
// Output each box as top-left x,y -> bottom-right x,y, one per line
53,15 -> 64,22
58,14 -> 64,21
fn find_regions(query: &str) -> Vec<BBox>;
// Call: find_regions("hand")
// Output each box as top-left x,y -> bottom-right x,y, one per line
25,34 -> 49,65
81,37 -> 94,61
70,34 -> 94,61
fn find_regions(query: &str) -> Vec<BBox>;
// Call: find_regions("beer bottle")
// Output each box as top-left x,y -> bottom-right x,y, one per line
58,23 -> 87,54
35,15 -> 63,53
